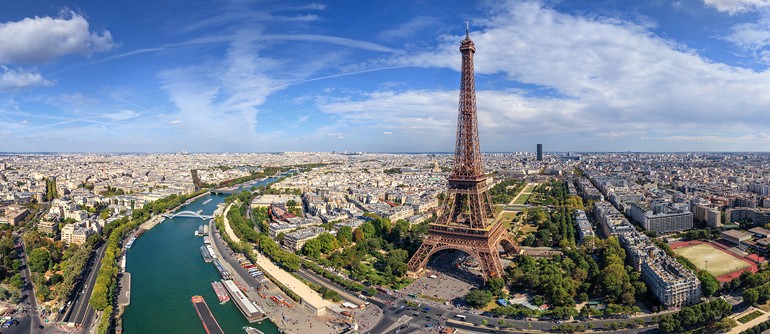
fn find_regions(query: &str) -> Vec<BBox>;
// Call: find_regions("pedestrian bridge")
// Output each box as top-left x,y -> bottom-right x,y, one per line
162,210 -> 212,220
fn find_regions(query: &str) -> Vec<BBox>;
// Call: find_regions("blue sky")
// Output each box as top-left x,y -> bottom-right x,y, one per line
3,0 -> 770,152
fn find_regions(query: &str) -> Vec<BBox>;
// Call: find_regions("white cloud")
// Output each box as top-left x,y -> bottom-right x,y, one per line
723,14 -> 770,56
0,10 -> 115,64
0,66 -> 53,90
703,0 -> 770,14
102,110 -> 139,121
311,1 -> 770,151
318,89 -> 584,146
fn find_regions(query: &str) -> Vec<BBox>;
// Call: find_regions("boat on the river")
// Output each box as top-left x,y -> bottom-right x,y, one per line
200,245 -> 213,263
202,198 -> 213,205
243,326 -> 264,334
191,296 -> 224,334
211,281 -> 229,303
195,225 -> 205,236
125,237 -> 136,249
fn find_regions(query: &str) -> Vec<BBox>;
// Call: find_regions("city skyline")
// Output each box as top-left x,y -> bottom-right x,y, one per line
3,0 -> 770,152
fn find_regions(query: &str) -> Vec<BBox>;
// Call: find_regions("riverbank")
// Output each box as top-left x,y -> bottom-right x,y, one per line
122,180 -> 281,334
139,190 -> 211,231
118,190 -> 210,322
208,219 -> 336,334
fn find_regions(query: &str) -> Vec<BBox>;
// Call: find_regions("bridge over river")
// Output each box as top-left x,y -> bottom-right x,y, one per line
161,210 -> 212,220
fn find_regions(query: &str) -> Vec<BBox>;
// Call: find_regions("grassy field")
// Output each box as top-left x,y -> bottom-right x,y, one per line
514,192 -> 533,205
738,310 -> 763,324
499,211 -> 518,222
673,243 -> 750,276
519,224 -> 538,235
513,184 -> 537,205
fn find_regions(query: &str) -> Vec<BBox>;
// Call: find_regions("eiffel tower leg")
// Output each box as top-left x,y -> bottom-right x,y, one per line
477,249 -> 503,280
407,239 -> 438,278
500,236 -> 521,256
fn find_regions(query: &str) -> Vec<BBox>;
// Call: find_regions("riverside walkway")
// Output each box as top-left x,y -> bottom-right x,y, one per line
222,203 -> 242,244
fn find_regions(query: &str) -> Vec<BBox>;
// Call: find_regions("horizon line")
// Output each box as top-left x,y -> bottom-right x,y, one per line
0,150 -> 767,155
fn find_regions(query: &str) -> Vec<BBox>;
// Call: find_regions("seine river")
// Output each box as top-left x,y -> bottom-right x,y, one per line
123,178 -> 281,334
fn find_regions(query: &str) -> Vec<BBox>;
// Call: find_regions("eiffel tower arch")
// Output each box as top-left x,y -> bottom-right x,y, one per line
407,25 -> 522,282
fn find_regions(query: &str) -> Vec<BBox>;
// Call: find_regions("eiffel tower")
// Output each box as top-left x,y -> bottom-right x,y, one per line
407,24 -> 521,281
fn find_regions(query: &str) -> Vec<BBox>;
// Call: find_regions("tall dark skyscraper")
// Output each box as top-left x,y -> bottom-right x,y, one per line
537,144 -> 543,161
407,25 -> 519,281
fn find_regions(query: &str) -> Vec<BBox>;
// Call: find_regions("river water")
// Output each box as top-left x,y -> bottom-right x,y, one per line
123,178 -> 281,334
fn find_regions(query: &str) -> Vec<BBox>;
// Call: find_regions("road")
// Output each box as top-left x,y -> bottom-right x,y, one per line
295,268 -> 366,305
59,242 -> 107,332
367,295 -> 664,334
18,233 -> 44,333
295,266 -> 669,334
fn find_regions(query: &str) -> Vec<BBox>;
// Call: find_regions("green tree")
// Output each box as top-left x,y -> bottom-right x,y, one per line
486,277 -> 506,297
699,271 -> 719,297
89,283 -> 110,310
600,263 -> 629,300
337,226 -> 353,245
28,247 -> 52,273
358,222 -> 376,239
316,232 -> 340,253
390,220 -> 411,242
8,274 -> 24,289
744,289 -> 759,305
322,289 -> 341,302
385,249 -> 409,276
713,317 -> 737,332
353,228 -> 365,242
464,289 -> 494,308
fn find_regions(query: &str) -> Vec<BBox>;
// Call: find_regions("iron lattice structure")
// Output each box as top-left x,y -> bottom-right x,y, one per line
407,29 -> 521,281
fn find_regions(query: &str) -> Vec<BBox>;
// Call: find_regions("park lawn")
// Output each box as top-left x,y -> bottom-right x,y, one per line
499,211 -> 519,229
738,310 -> 763,324
514,192 -> 533,205
673,243 -> 750,276
514,224 -> 538,242
519,224 -> 538,235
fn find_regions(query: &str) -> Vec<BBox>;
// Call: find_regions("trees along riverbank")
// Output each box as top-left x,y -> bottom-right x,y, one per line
89,190 -> 207,334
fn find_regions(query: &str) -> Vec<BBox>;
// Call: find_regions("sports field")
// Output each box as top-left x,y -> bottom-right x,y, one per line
673,243 -> 750,276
